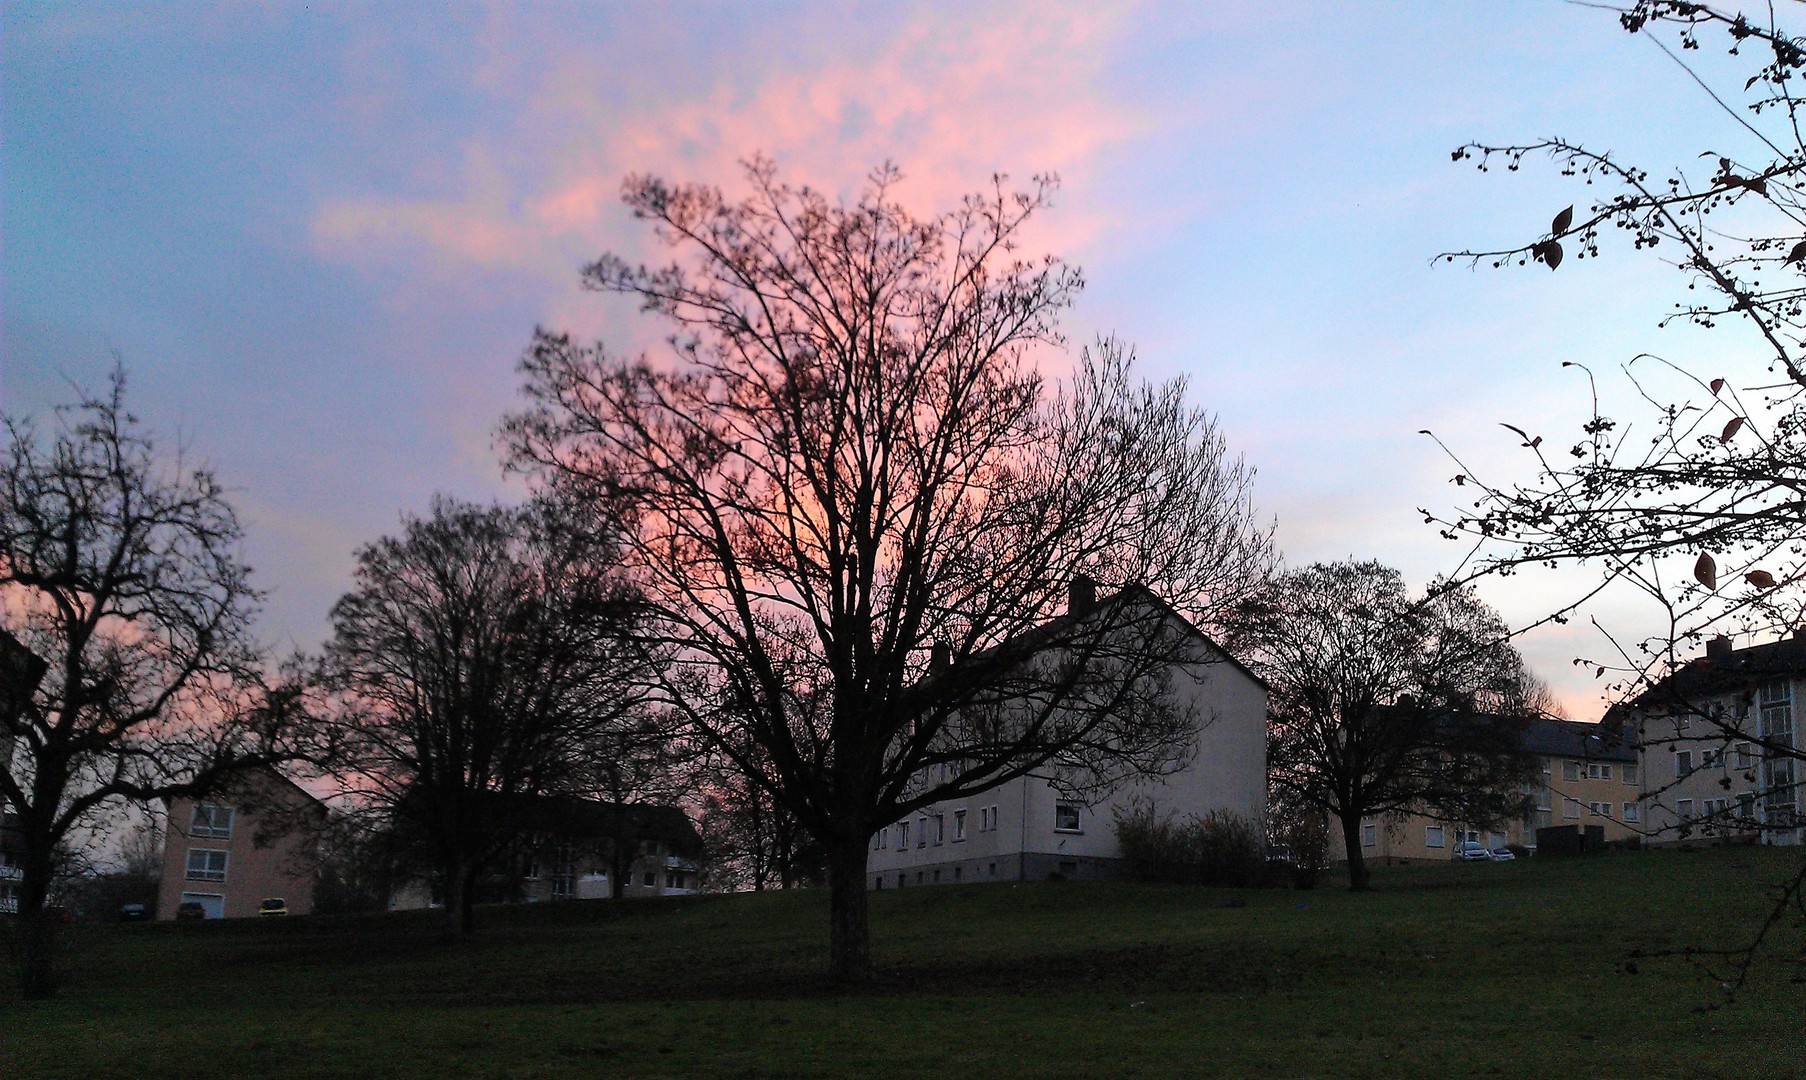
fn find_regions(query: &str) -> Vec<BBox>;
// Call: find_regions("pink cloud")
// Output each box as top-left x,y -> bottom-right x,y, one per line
311,0 -> 1153,304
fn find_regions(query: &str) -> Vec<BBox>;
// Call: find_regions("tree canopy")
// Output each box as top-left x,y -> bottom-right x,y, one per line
1229,560 -> 1536,890
506,159 -> 1276,979
0,368 -> 287,997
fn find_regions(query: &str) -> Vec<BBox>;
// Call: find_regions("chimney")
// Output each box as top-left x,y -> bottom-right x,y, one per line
1706,635 -> 1733,662
1068,575 -> 1098,617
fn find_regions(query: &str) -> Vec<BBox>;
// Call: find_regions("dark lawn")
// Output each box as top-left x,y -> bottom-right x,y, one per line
4,846 -> 1801,1079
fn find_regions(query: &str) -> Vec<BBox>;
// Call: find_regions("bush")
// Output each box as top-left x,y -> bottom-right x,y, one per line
1112,800 -> 1266,887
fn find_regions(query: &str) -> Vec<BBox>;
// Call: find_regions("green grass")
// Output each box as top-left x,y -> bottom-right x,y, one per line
4,847 -> 1802,1079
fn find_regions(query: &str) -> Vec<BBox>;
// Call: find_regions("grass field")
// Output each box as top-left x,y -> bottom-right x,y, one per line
4,846 -> 1802,1079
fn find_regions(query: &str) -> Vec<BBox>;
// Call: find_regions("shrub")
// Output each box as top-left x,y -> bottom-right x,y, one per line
1112,800 -> 1266,887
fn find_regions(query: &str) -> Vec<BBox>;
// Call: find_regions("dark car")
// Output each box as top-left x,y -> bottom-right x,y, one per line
174,900 -> 207,921
118,902 -> 150,922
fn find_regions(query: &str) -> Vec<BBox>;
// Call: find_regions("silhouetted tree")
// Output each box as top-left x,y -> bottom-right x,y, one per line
697,734 -> 826,892
1,368 -> 289,998
313,497 -> 657,934
1228,561 -> 1536,891
572,707 -> 695,898
506,159 -> 1276,981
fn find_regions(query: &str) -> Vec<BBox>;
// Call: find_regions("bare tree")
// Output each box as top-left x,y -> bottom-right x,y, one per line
1434,0 -> 1806,994
0,368 -> 286,998
505,158 -> 1276,981
312,496 -> 658,934
570,707 -> 695,899
696,733 -> 826,892
1436,2 -> 1806,707
1228,561 -> 1537,891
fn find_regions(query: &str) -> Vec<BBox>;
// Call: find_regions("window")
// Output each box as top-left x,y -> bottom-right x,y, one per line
1586,763 -> 1613,781
184,848 -> 227,882
1588,802 -> 1612,818
1562,761 -> 1582,783
953,866 -> 962,880
916,816 -> 928,848
873,829 -> 885,852
1622,763 -> 1639,785
190,804 -> 233,840
1701,747 -> 1722,768
1621,801 -> 1639,822
1425,826 -> 1445,848
551,843 -> 575,900
642,871 -> 656,887
953,809 -> 967,841
933,813 -> 945,845
1675,751 -> 1693,777
665,871 -> 680,889
1739,794 -> 1756,820
1676,798 -> 1694,821
1735,742 -> 1754,770
524,857 -> 540,881
1360,824 -> 1376,847
1561,798 -> 1581,819
898,821 -> 910,848
898,874 -> 906,888
1053,802 -> 1081,833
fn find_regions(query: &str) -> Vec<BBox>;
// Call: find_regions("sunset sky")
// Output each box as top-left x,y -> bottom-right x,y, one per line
3,1 -> 1775,718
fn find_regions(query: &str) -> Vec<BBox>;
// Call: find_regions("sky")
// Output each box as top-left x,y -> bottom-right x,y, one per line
3,1 -> 1784,720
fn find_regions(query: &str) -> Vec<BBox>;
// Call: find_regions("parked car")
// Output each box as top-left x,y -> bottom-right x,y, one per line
258,897 -> 288,917
174,900 -> 207,921
1488,847 -> 1516,862
1453,841 -> 1492,862
118,903 -> 149,922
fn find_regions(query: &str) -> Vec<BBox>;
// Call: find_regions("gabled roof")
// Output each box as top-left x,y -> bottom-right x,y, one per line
1630,632 -> 1806,707
506,796 -> 701,852
932,582 -> 1267,694
1513,716 -> 1636,763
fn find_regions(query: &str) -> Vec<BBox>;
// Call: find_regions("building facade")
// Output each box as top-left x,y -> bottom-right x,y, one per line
387,799 -> 704,910
1625,633 -> 1803,847
0,811 -> 21,914
1340,717 -> 1640,863
157,768 -> 325,919
865,590 -> 1269,889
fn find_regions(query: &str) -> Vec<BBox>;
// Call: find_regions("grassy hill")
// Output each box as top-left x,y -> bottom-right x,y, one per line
4,846 -> 1801,1079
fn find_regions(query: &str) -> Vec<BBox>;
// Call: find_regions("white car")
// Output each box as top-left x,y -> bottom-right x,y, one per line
1487,847 -> 1516,862
1453,841 -> 1492,862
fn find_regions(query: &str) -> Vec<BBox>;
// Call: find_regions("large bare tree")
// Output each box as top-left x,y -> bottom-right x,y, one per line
312,496 -> 658,934
1228,561 -> 1537,891
0,369 -> 286,998
505,159 -> 1276,981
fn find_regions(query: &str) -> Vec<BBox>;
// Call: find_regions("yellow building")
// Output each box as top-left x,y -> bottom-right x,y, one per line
1336,717 -> 1640,863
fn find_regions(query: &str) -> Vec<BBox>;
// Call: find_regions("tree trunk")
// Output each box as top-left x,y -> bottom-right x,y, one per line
826,835 -> 872,984
1340,810 -> 1372,891
442,858 -> 478,936
13,843 -> 56,1000
610,843 -> 628,900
